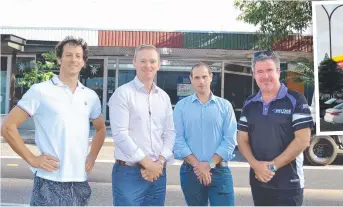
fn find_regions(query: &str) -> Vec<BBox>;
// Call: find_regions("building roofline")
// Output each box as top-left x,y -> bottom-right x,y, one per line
1,26 -> 312,36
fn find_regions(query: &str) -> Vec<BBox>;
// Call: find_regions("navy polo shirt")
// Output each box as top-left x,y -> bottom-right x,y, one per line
238,84 -> 314,189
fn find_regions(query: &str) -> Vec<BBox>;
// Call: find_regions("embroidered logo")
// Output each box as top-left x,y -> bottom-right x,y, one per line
84,101 -> 87,106
301,104 -> 309,109
272,108 -> 292,115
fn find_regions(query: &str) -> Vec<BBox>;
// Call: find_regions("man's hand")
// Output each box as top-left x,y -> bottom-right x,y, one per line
252,161 -> 275,183
85,154 -> 97,173
139,158 -> 163,182
193,162 -> 212,186
141,169 -> 153,182
29,153 -> 59,172
141,160 -> 164,182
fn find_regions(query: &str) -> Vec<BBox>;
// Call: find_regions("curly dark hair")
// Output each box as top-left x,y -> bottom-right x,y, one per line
55,36 -> 89,62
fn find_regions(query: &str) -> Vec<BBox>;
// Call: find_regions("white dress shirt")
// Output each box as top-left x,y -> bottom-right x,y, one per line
108,76 -> 175,163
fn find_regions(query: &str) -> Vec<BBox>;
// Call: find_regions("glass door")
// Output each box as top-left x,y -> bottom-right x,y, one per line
80,59 -> 104,110
1,56 -> 8,114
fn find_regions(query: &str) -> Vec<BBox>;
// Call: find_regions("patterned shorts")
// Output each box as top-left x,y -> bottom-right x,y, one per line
30,175 -> 92,206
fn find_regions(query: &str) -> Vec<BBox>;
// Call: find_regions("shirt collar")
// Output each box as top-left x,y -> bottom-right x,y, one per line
133,76 -> 159,93
50,75 -> 85,89
252,83 -> 287,102
191,92 -> 217,104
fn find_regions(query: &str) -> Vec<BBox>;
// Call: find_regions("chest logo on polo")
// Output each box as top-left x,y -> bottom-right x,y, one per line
301,104 -> 309,109
272,108 -> 292,115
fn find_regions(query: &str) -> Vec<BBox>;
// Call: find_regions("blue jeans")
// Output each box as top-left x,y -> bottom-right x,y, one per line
112,163 -> 166,206
180,163 -> 235,206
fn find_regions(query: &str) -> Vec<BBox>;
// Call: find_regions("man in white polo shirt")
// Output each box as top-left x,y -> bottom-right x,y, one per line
1,36 -> 106,206
108,44 -> 175,206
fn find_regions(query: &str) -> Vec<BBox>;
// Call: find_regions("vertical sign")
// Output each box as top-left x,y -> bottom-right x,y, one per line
177,76 -> 194,101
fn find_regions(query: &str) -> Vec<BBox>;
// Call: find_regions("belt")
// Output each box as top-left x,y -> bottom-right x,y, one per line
117,160 -> 142,167
184,161 -> 228,168
116,160 -> 167,168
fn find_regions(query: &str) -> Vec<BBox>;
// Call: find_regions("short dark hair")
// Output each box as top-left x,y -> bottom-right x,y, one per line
55,36 -> 89,62
190,62 -> 212,77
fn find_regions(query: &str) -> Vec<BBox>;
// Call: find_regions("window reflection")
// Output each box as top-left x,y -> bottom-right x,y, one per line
80,59 -> 104,107
118,70 -> 136,87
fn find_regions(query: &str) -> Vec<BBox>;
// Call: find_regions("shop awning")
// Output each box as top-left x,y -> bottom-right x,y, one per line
1,34 -> 26,53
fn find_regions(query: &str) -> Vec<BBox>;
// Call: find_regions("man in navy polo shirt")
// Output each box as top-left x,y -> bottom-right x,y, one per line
237,51 -> 313,206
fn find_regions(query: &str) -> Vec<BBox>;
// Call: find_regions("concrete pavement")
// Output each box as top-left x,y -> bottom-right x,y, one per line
1,142 -> 343,206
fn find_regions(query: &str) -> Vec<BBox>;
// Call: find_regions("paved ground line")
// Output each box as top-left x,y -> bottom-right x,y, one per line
6,164 -> 19,167
1,156 -> 343,170
0,203 -> 28,206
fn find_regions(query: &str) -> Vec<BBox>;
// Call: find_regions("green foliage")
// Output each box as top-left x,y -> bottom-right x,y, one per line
234,0 -> 314,88
282,58 -> 314,87
18,51 -> 57,88
233,0 -> 312,49
318,58 -> 343,96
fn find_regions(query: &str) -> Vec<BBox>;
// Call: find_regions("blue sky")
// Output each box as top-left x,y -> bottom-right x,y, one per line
313,2 -> 343,63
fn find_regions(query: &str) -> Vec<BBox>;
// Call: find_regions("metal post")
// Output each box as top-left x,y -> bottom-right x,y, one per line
102,57 -> 108,118
9,52 -> 17,110
221,60 -> 225,98
321,4 -> 343,58
115,58 -> 119,89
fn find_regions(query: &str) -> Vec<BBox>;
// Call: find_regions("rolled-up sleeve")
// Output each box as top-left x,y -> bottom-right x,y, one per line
215,102 -> 237,161
173,101 -> 192,160
108,89 -> 145,163
160,97 -> 176,161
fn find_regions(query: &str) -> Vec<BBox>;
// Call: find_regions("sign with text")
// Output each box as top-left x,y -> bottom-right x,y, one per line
177,76 -> 194,100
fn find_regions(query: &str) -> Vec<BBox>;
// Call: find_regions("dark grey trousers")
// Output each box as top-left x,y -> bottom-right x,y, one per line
30,175 -> 91,206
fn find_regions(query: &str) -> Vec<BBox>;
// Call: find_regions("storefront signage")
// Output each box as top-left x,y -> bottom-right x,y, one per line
177,76 -> 194,100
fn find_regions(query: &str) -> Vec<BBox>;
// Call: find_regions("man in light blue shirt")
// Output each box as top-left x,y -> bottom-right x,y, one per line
173,62 -> 237,206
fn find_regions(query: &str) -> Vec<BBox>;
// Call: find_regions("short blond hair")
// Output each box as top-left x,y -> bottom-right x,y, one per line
134,44 -> 160,60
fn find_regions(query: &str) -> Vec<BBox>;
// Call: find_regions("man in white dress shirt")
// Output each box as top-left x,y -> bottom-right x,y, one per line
108,44 -> 175,206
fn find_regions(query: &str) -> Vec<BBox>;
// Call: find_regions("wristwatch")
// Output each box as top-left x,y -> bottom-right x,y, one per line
209,160 -> 216,169
268,164 -> 277,172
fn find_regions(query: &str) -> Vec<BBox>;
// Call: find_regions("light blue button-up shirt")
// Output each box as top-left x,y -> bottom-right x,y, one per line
173,93 -> 237,162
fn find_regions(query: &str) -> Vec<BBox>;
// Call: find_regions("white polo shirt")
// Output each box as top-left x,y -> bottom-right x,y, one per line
17,75 -> 101,182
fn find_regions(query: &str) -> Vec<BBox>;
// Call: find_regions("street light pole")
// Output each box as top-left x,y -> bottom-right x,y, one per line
321,4 -> 343,58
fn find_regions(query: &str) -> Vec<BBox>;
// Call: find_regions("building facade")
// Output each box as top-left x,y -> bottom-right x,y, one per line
1,27 -> 314,123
